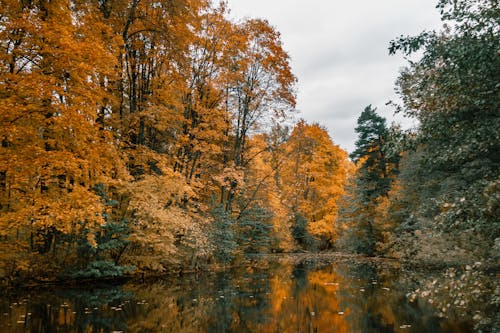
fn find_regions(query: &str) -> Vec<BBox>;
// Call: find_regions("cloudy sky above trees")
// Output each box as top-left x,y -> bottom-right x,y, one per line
227,0 -> 442,152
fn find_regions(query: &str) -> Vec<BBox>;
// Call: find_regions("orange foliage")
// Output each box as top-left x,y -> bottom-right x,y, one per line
0,1 -> 126,261
0,0 -> 347,279
281,121 -> 351,245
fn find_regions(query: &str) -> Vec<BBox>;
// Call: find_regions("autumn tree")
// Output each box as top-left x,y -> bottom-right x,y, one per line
0,0 -> 314,279
115,0 -> 199,150
281,121 -> 350,249
218,18 -> 297,212
172,4 -> 238,188
252,129 -> 297,252
0,0 -> 127,277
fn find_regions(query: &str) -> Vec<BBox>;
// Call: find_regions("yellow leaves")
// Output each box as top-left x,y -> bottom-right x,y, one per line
236,122 -> 350,250
0,0 -> 125,258
141,105 -> 183,133
122,173 -> 210,269
127,173 -> 193,210
281,122 -> 350,236
212,166 -> 245,189
30,185 -> 106,232
308,215 -> 336,242
0,0 -> 334,273
0,240 -> 31,277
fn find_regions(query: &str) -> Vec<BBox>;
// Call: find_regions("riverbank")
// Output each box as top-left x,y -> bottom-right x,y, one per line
2,251 -> 497,290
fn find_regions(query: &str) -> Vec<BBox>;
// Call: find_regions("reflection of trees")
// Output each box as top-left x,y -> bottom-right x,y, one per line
125,277 -> 215,332
228,268 -> 272,331
0,260 -> 484,332
340,263 -> 468,333
125,266 -> 275,332
250,261 -> 471,333
264,264 -> 351,333
0,287 -> 133,333
207,273 -> 239,332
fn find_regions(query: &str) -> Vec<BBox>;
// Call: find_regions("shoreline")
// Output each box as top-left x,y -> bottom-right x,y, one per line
1,251 -> 496,290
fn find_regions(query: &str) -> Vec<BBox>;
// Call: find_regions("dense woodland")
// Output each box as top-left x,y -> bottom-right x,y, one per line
336,0 -> 499,264
0,0 -> 498,283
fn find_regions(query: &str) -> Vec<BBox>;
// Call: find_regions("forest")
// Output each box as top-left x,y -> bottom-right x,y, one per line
0,0 -> 498,285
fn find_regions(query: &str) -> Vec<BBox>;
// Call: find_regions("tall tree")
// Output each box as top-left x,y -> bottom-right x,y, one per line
281,121 -> 350,249
389,0 -> 499,256
337,107 -> 399,255
0,0 -> 127,274
173,4 -> 242,192
350,105 -> 396,201
219,18 -> 297,212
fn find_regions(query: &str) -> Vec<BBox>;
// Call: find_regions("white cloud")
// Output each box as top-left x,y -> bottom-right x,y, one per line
227,0 -> 442,152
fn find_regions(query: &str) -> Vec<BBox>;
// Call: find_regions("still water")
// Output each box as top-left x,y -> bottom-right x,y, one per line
0,257 -> 479,332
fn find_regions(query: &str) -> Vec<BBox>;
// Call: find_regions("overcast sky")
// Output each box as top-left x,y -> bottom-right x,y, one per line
226,0 -> 443,153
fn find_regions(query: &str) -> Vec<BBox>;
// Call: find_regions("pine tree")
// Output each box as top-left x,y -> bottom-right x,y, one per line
337,106 -> 398,255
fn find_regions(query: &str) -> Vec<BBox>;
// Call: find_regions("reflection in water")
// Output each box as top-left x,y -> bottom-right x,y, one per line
0,259 -> 475,333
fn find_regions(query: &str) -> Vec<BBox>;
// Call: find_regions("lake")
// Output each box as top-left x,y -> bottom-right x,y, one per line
0,255 -> 493,332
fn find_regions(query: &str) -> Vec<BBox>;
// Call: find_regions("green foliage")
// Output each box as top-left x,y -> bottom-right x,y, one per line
350,105 -> 388,162
386,0 -> 500,259
210,205 -> 238,264
348,221 -> 376,256
64,260 -> 133,279
236,206 -> 274,254
68,184 -> 132,278
391,1 -> 499,167
211,204 -> 277,261
351,105 -> 399,202
336,196 -> 377,256
337,107 -> 397,256
291,213 -> 316,250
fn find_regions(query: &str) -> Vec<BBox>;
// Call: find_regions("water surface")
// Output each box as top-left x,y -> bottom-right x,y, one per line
0,257 -> 480,332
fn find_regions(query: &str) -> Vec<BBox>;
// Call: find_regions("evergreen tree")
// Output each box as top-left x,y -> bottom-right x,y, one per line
350,105 -> 397,202
337,106 -> 399,255
236,205 -> 274,254
350,105 -> 388,162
